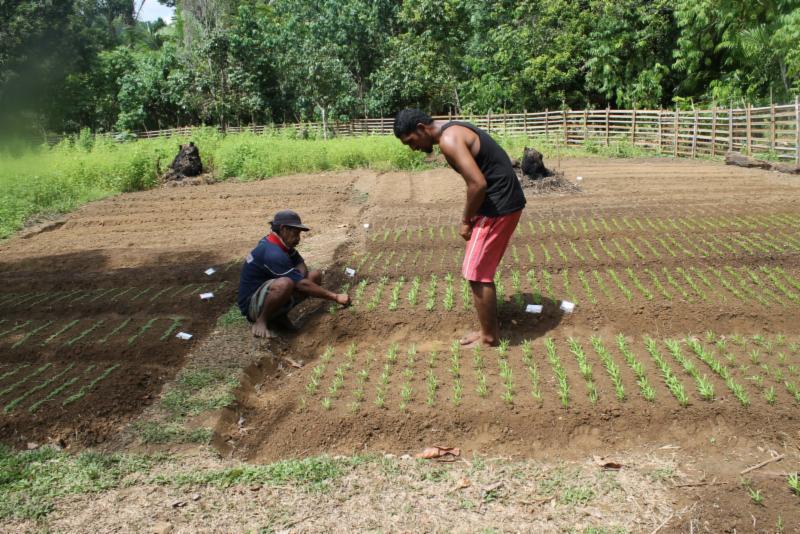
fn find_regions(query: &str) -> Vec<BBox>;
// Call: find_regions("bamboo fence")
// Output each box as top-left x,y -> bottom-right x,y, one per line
97,98 -> 800,164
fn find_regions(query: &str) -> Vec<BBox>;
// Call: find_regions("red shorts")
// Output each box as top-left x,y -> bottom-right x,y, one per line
462,210 -> 522,282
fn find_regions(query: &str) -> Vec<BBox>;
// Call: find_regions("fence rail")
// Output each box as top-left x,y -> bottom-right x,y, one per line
71,99 -> 800,164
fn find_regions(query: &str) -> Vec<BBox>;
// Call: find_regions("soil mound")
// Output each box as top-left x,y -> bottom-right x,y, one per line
518,170 -> 581,194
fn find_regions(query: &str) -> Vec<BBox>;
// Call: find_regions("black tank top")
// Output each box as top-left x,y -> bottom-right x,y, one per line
440,121 -> 526,217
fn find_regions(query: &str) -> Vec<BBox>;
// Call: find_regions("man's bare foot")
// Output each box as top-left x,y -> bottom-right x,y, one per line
459,331 -> 481,345
252,320 -> 275,338
461,336 -> 499,349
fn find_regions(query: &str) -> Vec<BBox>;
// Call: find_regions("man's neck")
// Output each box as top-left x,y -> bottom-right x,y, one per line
267,232 -> 290,252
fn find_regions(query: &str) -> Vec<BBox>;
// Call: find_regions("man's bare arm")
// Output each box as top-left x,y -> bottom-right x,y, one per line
439,130 -> 487,239
295,278 -> 350,306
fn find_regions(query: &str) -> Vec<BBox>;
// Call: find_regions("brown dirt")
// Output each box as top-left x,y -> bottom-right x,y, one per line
3,158 -> 800,530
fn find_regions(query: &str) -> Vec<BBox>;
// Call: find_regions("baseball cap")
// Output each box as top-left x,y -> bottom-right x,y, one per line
271,210 -> 310,231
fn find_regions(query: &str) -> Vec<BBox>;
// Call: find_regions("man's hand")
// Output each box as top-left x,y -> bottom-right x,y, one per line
335,293 -> 351,307
459,221 -> 474,241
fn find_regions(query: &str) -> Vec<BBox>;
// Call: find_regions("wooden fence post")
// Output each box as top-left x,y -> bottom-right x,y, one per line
770,99 -> 776,152
657,108 -> 663,154
795,96 -> 800,164
746,103 -> 752,155
523,109 -> 528,137
673,107 -> 679,157
631,106 -> 637,145
545,109 -> 549,138
563,109 -> 568,144
503,109 -> 508,136
605,106 -> 610,146
380,116 -> 385,135
728,100 -> 734,153
487,111 -> 492,132
691,104 -> 698,158
711,104 -> 717,156
583,108 -> 588,143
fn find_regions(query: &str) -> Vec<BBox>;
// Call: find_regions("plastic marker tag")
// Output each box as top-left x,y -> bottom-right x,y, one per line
200,292 -> 214,300
204,268 -> 216,275
576,176 -> 583,181
176,332 -> 193,340
560,300 -> 575,313
363,223 -> 370,229
525,304 -> 543,314
344,268 -> 356,277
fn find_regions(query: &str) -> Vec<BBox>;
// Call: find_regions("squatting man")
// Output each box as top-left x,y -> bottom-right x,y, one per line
394,108 -> 526,347
237,210 -> 350,338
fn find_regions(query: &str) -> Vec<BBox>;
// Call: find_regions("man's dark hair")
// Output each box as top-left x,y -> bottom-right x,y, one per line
393,108 -> 433,138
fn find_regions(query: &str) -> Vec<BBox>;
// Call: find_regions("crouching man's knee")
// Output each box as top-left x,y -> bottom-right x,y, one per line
270,277 -> 296,299
308,269 -> 323,284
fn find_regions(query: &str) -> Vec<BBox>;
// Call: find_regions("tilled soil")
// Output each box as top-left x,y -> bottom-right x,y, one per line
3,158 -> 800,530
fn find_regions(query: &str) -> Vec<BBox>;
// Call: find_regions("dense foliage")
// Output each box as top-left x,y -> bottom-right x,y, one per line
1,0 -> 798,136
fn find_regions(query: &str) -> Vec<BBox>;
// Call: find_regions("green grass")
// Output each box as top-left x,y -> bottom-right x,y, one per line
0,444 -> 364,520
161,368 -> 239,417
0,444 -> 161,520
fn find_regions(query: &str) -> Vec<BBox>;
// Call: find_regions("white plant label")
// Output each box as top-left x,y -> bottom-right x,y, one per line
344,267 -> 356,277
576,176 -> 583,181
560,300 -> 576,313
176,332 -> 193,340
204,267 -> 216,275
525,304 -> 543,314
200,292 -> 214,300
363,223 -> 370,229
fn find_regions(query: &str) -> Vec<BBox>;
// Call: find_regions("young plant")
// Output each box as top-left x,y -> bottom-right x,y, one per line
645,337 -> 689,406
367,276 -> 389,311
494,271 -> 505,304
607,269 -> 633,301
591,336 -> 625,401
388,277 -> 406,311
568,337 -> 597,404
425,274 -> 438,311
616,335 -> 656,401
511,270 -> 523,305
576,270 -> 597,305
664,339 -> 714,401
521,339 -> 542,401
625,268 -> 653,300
443,273 -> 455,311
685,338 -> 750,407
545,338 -> 570,408
62,364 -> 120,406
406,276 -> 421,306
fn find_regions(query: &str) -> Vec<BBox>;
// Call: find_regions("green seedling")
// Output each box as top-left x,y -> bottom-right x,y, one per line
617,334 -> 655,401
545,338 -> 569,408
128,318 -> 158,345
62,364 -> 120,406
388,277 -> 406,311
97,318 -> 132,345
425,274 -> 438,311
11,320 -> 53,349
591,336 -> 624,401
645,337 -> 688,406
443,273 -> 455,311
41,319 -> 79,346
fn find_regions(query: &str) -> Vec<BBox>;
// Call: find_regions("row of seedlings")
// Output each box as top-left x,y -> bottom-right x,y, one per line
0,362 -> 121,413
366,214 -> 800,243
296,336 -> 800,412
343,265 -> 800,312
0,316 -> 189,348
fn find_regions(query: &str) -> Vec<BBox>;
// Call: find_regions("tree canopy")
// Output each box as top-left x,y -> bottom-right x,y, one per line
1,0 -> 798,134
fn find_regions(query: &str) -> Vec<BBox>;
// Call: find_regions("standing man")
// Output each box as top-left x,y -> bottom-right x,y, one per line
394,109 -> 526,347
238,210 -> 350,338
